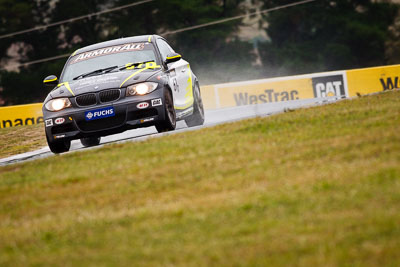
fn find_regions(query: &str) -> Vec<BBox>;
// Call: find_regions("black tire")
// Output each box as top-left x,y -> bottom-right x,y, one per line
185,83 -> 205,127
155,89 -> 176,133
46,135 -> 71,154
80,137 -> 101,147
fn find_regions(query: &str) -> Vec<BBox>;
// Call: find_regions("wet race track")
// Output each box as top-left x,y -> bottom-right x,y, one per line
0,97 -> 339,166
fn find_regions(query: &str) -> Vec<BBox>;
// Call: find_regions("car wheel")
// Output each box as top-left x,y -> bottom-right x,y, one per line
185,83 -> 205,127
155,89 -> 176,133
80,137 -> 101,147
46,135 -> 71,154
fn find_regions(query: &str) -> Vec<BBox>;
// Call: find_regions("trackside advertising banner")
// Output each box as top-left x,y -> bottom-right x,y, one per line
201,64 -> 399,109
0,103 -> 43,129
0,64 -> 398,127
346,64 -> 400,96
202,71 -> 348,109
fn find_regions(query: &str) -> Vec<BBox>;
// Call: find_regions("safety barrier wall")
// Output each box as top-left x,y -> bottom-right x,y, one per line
0,103 -> 43,128
201,64 -> 400,110
1,64 -> 399,128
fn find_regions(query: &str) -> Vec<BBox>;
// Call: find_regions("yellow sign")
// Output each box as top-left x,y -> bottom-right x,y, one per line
346,64 -> 400,96
215,77 -> 314,108
200,71 -> 348,109
0,103 -> 43,128
200,85 -> 217,110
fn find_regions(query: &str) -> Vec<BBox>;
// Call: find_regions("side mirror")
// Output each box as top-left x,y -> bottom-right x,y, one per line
165,53 -> 182,65
43,75 -> 58,87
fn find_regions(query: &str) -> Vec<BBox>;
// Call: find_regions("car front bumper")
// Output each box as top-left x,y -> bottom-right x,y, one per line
43,88 -> 167,142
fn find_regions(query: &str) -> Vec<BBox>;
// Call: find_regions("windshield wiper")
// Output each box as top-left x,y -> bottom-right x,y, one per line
119,60 -> 155,71
73,65 -> 118,80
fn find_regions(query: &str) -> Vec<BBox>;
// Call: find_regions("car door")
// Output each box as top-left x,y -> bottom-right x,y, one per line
156,39 -> 192,111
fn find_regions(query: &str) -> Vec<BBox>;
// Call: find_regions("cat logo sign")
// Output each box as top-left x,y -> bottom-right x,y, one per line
312,74 -> 348,98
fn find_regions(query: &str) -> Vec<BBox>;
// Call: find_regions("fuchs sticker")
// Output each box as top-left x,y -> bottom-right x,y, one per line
45,119 -> 53,127
137,102 -> 149,109
151,98 -> 162,107
55,117 -> 65,125
85,107 -> 115,121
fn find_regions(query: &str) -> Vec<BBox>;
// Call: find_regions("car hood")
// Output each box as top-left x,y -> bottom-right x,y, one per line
49,69 -> 162,99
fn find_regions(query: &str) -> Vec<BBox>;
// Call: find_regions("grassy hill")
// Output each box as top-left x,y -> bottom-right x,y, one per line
0,91 -> 399,266
0,123 -> 46,159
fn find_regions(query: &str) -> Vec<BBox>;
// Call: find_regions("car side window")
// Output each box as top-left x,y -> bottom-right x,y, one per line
157,39 -> 175,61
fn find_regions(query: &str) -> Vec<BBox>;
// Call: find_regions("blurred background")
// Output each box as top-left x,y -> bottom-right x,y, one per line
0,0 -> 399,105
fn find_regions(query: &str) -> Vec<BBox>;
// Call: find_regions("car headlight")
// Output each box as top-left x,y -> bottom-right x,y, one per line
45,98 -> 72,111
126,82 -> 158,96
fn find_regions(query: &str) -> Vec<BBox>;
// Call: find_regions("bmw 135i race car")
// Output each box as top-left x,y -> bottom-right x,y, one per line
42,35 -> 204,153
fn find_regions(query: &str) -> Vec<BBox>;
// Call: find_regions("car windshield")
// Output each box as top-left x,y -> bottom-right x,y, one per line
60,42 -> 159,82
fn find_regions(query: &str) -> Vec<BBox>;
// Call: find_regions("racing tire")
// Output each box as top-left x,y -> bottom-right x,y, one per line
155,89 -> 176,133
185,83 -> 205,127
46,135 -> 71,154
80,137 -> 101,147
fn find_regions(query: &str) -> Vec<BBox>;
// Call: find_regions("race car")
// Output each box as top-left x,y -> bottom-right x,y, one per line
42,35 -> 204,153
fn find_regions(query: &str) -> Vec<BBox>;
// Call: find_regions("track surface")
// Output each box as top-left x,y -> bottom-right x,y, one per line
0,97 -> 338,166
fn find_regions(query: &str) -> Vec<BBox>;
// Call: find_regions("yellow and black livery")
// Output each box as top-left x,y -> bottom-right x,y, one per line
42,35 -> 204,153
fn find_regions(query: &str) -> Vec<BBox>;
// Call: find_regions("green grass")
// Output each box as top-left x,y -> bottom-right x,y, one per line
0,123 -> 46,159
0,91 -> 399,266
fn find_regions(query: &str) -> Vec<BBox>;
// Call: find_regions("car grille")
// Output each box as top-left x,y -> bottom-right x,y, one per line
76,93 -> 96,106
76,113 -> 125,132
75,89 -> 121,107
99,89 -> 120,103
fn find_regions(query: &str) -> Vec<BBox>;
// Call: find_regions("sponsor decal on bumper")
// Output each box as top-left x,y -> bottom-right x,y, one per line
55,117 -> 65,125
140,117 -> 155,123
151,98 -> 162,107
54,134 -> 65,139
137,102 -> 149,109
45,119 -> 53,127
85,106 -> 115,121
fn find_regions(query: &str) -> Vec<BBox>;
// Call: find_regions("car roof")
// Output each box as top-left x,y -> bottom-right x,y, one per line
73,35 -> 163,55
